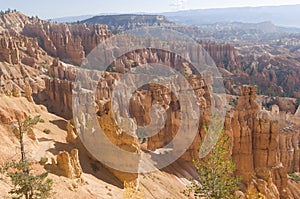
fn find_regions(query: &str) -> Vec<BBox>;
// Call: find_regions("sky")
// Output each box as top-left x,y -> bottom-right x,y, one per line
0,0 -> 300,19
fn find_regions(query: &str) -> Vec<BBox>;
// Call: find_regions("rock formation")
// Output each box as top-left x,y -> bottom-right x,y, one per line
0,28 -> 54,98
224,85 -> 299,198
51,149 -> 82,179
40,45 -> 299,198
224,86 -> 258,183
81,14 -> 174,33
66,120 -> 78,145
24,82 -> 33,102
43,77 -> 73,119
23,22 -> 112,65
279,127 -> 300,173
247,168 -> 280,199
202,42 -> 237,68
40,59 -> 75,119
295,106 -> 300,117
0,32 -> 20,64
0,12 -> 42,33
69,24 -> 112,55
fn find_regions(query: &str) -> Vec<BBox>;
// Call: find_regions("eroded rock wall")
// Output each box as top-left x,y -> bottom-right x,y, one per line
23,23 -> 112,66
279,127 -> 300,173
225,86 -> 298,198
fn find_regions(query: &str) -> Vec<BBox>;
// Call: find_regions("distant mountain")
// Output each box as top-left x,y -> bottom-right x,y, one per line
171,21 -> 300,43
50,15 -> 93,23
78,13 -> 300,41
162,4 -> 300,28
81,14 -> 174,32
198,21 -> 300,34
49,4 -> 300,28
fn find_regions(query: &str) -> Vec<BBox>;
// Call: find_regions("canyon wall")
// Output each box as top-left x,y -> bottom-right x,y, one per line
23,22 -> 112,66
42,48 -> 213,183
225,85 -> 300,199
41,59 -> 75,119
0,31 -> 52,97
0,32 -> 20,65
42,47 -> 299,198
202,42 -> 238,68
279,126 -> 300,174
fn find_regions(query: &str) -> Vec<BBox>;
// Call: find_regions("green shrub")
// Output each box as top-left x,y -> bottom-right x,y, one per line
1,161 -> 53,199
289,173 -> 300,182
185,130 -> 240,199
43,129 -> 51,134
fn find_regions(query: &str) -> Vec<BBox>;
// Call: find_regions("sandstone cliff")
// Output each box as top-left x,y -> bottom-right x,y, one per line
23,22 -> 112,65
0,12 -> 41,33
81,14 -> 174,33
45,47 -> 212,183
202,41 -> 238,68
41,59 -> 74,119
39,41 -> 300,198
225,86 -> 300,199
279,126 -> 300,173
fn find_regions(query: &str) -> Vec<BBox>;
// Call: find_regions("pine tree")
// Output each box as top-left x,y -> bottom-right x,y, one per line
1,161 -> 53,199
0,115 -> 53,199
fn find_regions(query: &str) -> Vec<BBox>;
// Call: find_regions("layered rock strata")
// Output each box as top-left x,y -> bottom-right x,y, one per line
23,23 -> 112,65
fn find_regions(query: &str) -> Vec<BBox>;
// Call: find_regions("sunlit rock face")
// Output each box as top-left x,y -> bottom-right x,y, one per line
279,127 -> 300,173
51,149 -> 82,179
224,86 -> 258,183
0,32 -> 20,65
224,85 -> 300,198
23,22 -> 112,66
202,42 -> 238,68
43,44 -> 299,198
70,47 -> 215,182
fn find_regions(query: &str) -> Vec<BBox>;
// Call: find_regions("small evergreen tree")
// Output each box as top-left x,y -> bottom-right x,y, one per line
17,115 -> 41,162
0,115 -> 53,199
185,130 -> 240,199
1,161 -> 53,199
5,8 -> 11,14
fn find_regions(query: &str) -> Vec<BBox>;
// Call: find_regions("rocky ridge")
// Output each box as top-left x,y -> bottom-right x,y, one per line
81,14 -> 175,33
23,22 -> 112,66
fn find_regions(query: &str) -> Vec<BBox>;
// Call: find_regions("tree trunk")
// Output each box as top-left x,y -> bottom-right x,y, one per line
17,117 -> 26,162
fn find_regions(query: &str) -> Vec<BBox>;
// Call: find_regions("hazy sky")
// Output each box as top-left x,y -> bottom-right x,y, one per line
0,0 -> 299,19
